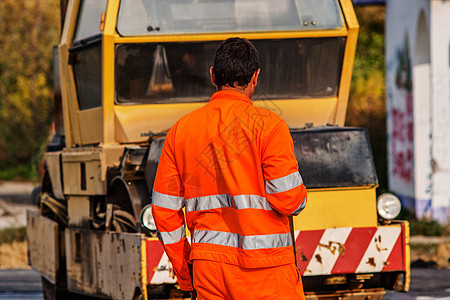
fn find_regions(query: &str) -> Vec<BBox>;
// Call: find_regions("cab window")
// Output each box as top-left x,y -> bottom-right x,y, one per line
73,0 -> 107,42
70,43 -> 102,110
117,0 -> 344,36
70,0 -> 107,110
115,38 -> 345,104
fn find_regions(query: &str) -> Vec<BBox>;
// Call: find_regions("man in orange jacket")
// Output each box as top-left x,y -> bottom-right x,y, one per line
152,37 -> 307,299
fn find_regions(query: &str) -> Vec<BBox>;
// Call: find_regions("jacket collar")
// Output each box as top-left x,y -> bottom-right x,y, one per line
209,90 -> 253,105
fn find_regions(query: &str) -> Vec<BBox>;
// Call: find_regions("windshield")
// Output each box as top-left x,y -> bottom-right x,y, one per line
115,38 -> 345,104
117,0 -> 344,36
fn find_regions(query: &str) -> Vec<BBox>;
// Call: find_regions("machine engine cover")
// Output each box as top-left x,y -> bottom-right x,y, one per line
291,127 -> 378,189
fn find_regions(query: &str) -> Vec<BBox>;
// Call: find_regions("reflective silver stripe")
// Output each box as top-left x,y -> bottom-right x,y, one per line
265,172 -> 303,194
291,196 -> 306,216
159,225 -> 186,245
241,232 -> 292,249
193,230 -> 238,248
192,230 -> 292,250
186,194 -> 232,211
233,195 -> 273,211
152,190 -> 184,210
186,194 -> 273,212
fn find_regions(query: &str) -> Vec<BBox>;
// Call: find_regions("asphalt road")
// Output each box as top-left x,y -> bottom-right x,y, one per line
385,268 -> 450,299
0,269 -> 42,299
0,268 -> 449,300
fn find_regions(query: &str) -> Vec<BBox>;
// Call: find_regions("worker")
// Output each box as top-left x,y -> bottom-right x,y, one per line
152,37 -> 307,300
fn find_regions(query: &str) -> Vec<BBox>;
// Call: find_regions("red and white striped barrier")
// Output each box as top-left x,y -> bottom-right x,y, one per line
295,225 -> 406,276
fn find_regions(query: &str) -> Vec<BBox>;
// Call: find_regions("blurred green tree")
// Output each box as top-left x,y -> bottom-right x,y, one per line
0,0 -> 59,180
346,5 -> 387,192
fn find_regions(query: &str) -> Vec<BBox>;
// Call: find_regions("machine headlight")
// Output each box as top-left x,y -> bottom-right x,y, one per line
377,193 -> 401,220
141,204 -> 157,231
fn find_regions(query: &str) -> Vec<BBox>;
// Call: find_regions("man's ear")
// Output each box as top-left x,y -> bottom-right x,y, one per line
210,67 -> 217,87
252,69 -> 261,86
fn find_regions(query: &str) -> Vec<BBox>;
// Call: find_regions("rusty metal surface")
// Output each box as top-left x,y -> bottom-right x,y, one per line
67,196 -> 90,227
305,288 -> 385,300
298,226 -> 404,276
61,148 -> 107,195
65,228 -> 144,299
43,152 -> 64,200
26,210 -> 59,284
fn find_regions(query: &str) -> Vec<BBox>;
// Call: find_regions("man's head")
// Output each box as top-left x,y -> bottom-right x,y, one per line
211,37 -> 260,95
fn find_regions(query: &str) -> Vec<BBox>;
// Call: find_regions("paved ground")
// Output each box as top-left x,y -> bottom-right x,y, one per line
0,181 -> 36,202
0,269 -> 43,300
0,269 -> 42,292
0,268 -> 449,299
385,268 -> 450,299
0,181 -> 38,230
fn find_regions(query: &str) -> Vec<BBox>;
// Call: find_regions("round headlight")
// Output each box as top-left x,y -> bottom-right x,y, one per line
141,204 -> 157,231
377,193 -> 401,220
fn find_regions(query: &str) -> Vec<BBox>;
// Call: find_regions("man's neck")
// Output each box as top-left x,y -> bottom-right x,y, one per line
219,85 -> 252,99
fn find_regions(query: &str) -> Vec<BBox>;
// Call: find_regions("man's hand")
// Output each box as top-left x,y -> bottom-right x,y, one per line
190,290 -> 197,300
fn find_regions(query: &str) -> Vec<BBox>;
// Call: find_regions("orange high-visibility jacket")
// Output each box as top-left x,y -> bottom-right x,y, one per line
152,90 -> 307,291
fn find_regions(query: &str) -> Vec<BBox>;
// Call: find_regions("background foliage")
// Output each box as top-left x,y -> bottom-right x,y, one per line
347,6 -> 387,192
0,0 -> 59,180
0,226 -> 26,246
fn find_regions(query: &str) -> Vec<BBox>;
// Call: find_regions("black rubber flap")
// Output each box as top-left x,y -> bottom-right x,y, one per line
291,127 -> 378,189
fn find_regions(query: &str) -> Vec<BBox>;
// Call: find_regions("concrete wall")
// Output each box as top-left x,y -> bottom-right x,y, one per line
386,0 -> 450,223
430,0 -> 450,223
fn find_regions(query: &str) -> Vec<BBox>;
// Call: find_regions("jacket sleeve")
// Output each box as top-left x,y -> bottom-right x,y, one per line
151,125 -> 193,291
262,120 -> 307,216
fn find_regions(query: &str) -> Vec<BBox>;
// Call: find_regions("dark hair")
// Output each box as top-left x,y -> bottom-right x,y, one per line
213,37 -> 260,89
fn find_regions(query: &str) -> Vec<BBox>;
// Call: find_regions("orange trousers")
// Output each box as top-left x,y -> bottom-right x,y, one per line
192,260 -> 305,300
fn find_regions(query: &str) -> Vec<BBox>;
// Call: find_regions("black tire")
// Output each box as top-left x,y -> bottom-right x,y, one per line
42,277 -> 103,300
41,277 -> 70,300
30,186 -> 42,206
